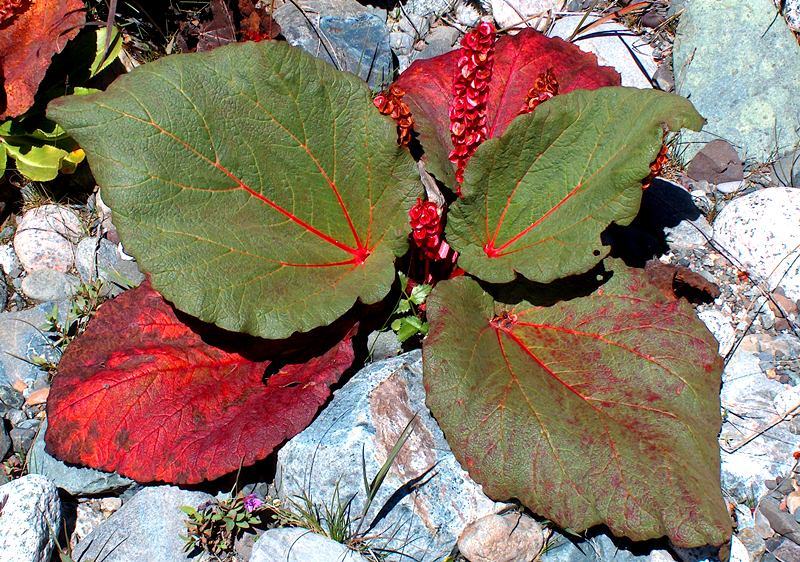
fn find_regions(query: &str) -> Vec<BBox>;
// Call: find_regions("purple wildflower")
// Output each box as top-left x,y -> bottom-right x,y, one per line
243,493 -> 264,513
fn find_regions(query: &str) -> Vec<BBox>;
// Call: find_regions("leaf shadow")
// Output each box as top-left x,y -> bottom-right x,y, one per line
603,177 -> 705,268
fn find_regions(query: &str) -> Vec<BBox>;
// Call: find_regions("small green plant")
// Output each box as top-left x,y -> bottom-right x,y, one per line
181,491 -> 265,558
390,273 -> 431,343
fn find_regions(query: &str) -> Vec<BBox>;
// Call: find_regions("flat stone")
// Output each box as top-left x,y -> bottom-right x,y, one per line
491,0 -> 560,31
27,420 -> 133,496
673,0 -> 800,162
549,16 -> 657,88
0,276 -> 6,310
0,304 -> 66,387
767,536 -> 800,561
403,0 -> 452,16
0,475 -> 61,562
458,512 -> 545,562
250,528 -> 370,562
13,205 -> 82,273
687,140 -> 744,184
274,0 -> 392,88
72,486 -> 214,562
713,187 -> 800,301
276,351 -> 507,562
10,418 -> 40,454
756,496 -> 800,546
21,269 -> 79,302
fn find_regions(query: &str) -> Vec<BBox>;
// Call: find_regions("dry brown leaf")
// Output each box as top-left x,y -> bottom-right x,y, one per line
0,0 -> 85,118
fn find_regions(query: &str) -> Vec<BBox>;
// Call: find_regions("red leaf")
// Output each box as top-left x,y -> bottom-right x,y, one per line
0,0 -> 85,118
45,282 -> 356,484
394,29 -> 620,184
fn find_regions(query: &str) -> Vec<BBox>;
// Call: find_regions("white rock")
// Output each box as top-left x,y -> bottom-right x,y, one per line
20,269 -> 79,302
250,528 -> 370,562
549,16 -> 657,88
715,180 -> 744,195
719,334 -> 799,500
13,205 -> 83,273
0,475 -> 61,562
713,187 -> 800,301
491,0 -> 559,31
276,351 -> 507,562
729,535 -> 749,562
0,244 -> 21,277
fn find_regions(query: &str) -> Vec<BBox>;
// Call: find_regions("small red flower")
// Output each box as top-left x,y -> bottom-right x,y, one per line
448,20 -> 496,192
374,85 -> 415,146
241,29 -> 271,42
642,141 -> 669,189
409,198 -> 445,260
520,68 -> 559,114
793,451 -> 800,460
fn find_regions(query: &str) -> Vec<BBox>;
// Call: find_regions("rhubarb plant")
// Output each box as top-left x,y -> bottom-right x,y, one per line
45,23 -> 731,548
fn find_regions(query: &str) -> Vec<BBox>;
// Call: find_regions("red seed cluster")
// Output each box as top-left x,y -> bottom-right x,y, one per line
449,20 -> 496,189
374,86 -> 415,146
520,68 -> 559,114
0,0 -> 29,25
409,198 -> 444,260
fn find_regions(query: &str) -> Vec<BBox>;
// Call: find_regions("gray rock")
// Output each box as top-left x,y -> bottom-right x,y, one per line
10,418 -> 40,454
72,486 -> 214,562
714,180 -> 745,195
0,276 -> 6,311
0,303 -> 66,387
0,243 -> 21,277
712,187 -> 800,301
276,351 -> 506,562
491,0 -> 559,31
274,0 -> 392,88
27,420 -> 133,496
772,149 -> 800,187
0,422 -> 10,459
540,530 -> 676,561
13,205 -> 82,273
396,12 -> 431,39
0,475 -> 61,562
417,26 -> 459,60
366,330 -> 402,363
457,512 -> 546,562
686,140 -> 744,184
390,30 -> 415,55
549,16 -> 657,88
21,269 -> 79,302
719,334 -> 800,500
250,528 -> 370,562
673,0 -> 800,162
74,236 -> 144,294
766,536 -> 800,561
756,496 -> 800,546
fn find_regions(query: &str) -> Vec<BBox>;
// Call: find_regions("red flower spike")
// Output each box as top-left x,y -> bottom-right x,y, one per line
520,68 -> 559,115
374,86 -> 415,146
409,198 -> 445,260
448,20 -> 496,192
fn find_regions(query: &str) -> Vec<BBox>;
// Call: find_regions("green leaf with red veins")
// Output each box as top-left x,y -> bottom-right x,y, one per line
446,87 -> 704,284
47,41 -> 419,340
422,262 -> 730,547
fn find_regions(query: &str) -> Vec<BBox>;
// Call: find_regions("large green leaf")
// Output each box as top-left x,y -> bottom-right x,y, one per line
48,41 -> 420,339
423,263 -> 730,547
447,88 -> 704,284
